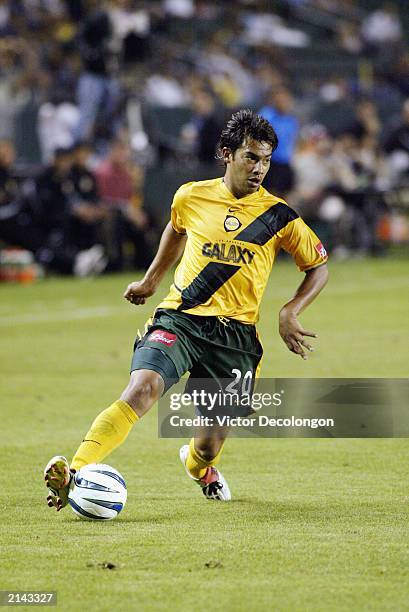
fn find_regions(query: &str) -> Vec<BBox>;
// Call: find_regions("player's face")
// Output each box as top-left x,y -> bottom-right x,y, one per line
223,138 -> 272,198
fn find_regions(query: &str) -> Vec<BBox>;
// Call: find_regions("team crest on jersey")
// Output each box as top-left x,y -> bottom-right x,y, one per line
148,330 -> 177,346
224,215 -> 242,232
315,241 -> 327,258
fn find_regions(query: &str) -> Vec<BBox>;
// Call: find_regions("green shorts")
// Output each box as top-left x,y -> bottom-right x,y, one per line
131,308 -> 263,395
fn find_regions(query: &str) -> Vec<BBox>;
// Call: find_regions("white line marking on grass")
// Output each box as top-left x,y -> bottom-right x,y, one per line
1,277 -> 407,325
0,306 -> 128,326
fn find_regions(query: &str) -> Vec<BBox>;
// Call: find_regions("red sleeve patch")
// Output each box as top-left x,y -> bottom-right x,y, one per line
315,242 -> 327,258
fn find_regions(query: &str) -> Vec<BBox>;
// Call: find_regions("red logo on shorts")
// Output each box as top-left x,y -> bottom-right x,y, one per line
315,241 -> 327,258
149,330 -> 177,345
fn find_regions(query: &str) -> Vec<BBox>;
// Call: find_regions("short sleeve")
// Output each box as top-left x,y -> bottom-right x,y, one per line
279,217 -> 328,271
170,183 -> 193,235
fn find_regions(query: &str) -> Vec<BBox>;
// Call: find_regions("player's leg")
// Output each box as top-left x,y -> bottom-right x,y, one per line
187,425 -> 228,478
70,368 -> 164,470
44,309 -> 195,511
180,425 -> 232,501
179,316 -> 263,501
45,368 -> 164,511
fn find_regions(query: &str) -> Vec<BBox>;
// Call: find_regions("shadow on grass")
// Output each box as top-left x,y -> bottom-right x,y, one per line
63,497 -> 403,526
64,515 -> 175,525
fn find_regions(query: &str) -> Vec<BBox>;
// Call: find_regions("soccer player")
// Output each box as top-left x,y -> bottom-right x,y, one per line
44,109 -> 328,507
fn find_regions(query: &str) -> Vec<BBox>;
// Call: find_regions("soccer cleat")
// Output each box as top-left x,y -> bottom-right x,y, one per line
44,455 -> 74,512
179,445 -> 231,501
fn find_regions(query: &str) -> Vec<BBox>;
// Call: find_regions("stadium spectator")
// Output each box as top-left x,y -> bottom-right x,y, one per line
0,139 -> 17,208
0,140 -> 25,239
292,124 -> 333,217
182,89 -> 222,164
195,0 -> 222,21
96,137 -> 155,270
326,133 -> 385,255
0,143 -> 106,275
70,141 -> 107,252
361,2 -> 403,53
389,51 -> 409,97
108,0 -> 152,65
33,146 -> 107,275
336,20 -> 363,55
384,99 -> 409,183
344,99 -> 381,140
37,101 -> 79,162
0,0 -> 13,37
384,99 -> 409,157
74,1 -> 120,142
162,0 -> 195,19
240,5 -> 310,48
0,0 -> 408,261
259,86 -> 299,197
34,146 -> 75,237
293,125 -> 350,254
293,122 -> 388,256
199,36 -> 255,107
0,36 -> 45,141
144,62 -> 190,108
64,0 -> 87,23
45,45 -> 82,106
252,64 -> 285,109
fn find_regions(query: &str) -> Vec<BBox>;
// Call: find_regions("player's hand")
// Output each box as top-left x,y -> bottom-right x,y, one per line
278,308 -> 317,360
123,279 -> 156,306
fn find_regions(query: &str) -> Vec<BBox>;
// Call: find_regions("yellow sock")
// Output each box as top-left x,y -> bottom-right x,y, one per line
71,400 -> 138,471
185,438 -> 224,479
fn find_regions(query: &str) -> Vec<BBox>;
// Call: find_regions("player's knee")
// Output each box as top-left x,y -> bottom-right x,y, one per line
121,370 -> 164,417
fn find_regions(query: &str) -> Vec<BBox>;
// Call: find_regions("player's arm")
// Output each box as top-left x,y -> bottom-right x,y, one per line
124,222 -> 187,305
279,264 -> 328,359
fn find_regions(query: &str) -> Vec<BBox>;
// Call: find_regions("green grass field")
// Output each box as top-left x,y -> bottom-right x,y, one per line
1,258 -> 408,611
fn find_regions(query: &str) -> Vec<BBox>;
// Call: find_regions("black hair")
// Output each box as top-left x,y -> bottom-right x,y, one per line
72,140 -> 93,152
54,146 -> 73,158
217,109 -> 278,159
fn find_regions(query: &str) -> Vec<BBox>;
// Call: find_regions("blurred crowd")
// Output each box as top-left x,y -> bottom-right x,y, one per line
0,0 -> 409,275
0,137 -> 157,275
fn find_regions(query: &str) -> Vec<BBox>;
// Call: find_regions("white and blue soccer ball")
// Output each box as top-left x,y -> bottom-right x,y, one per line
68,463 -> 127,521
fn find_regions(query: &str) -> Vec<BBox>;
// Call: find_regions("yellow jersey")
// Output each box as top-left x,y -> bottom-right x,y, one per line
157,178 -> 327,324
